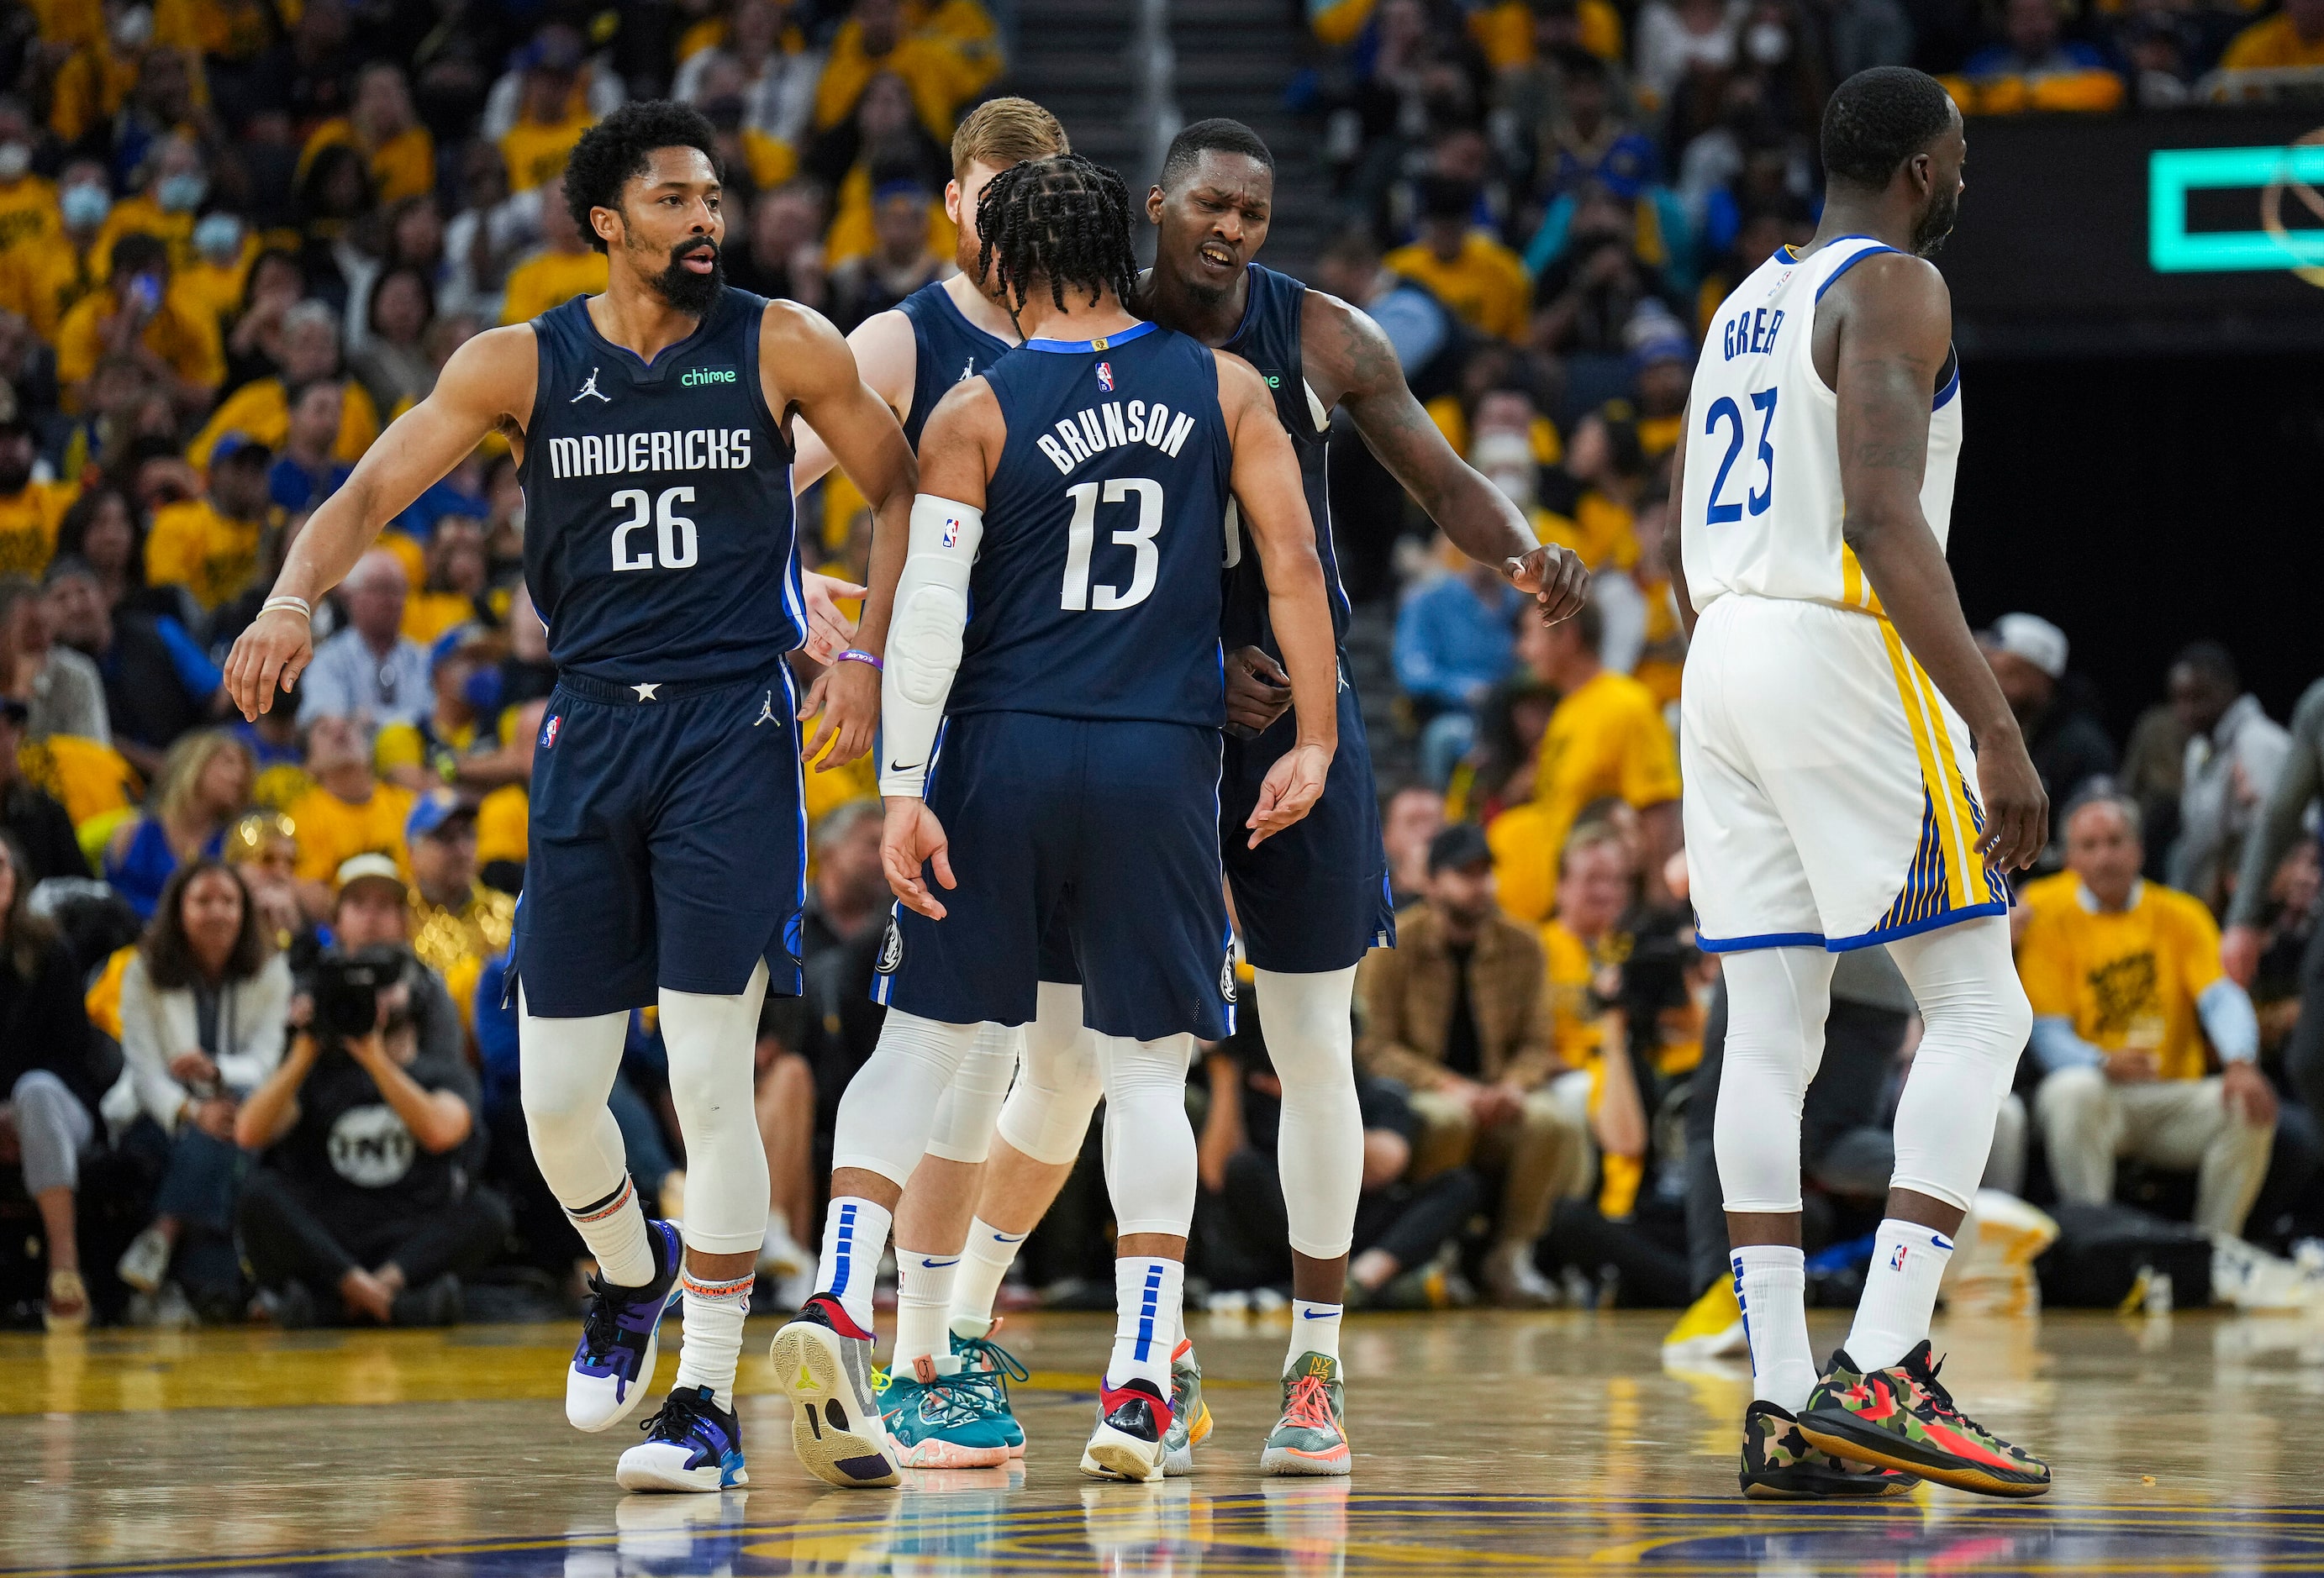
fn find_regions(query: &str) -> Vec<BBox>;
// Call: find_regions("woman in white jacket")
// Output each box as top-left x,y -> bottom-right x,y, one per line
114,859 -> 290,1302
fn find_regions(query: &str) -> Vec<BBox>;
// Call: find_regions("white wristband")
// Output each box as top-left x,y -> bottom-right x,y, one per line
261,595 -> 313,621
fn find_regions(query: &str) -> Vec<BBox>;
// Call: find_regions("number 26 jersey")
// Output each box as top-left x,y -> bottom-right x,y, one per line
519,287 -> 804,687
1679,237 -> 1962,619
945,319 -> 1233,729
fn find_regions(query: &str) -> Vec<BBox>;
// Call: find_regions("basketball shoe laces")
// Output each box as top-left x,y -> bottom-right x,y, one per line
1895,1350 -> 2012,1450
579,1274 -> 630,1360
955,1329 -> 1030,1399
638,1387 -> 714,1445
1283,1372 -> 1336,1433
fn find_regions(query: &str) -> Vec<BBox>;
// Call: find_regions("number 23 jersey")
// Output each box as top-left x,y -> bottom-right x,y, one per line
1679,237 -> 1962,617
518,287 -> 804,686
945,319 -> 1232,729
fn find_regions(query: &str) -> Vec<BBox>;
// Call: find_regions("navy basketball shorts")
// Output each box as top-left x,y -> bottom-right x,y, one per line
1220,681 -> 1396,976
513,663 -> 806,1018
873,710 -> 1235,1043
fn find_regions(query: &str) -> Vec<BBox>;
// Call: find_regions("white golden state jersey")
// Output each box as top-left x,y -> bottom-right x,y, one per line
1679,237 -> 1961,618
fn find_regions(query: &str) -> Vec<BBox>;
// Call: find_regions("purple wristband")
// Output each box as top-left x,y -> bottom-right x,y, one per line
835,648 -> 883,671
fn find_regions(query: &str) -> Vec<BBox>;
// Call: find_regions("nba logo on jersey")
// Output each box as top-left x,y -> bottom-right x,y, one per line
1096,360 -> 1114,392
541,714 -> 561,749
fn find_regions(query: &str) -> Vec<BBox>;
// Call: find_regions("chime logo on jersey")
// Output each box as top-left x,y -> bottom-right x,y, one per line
540,713 -> 561,749
1096,360 -> 1114,392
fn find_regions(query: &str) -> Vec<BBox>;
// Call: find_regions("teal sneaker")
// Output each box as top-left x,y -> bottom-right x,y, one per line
1261,1352 -> 1352,1476
949,1317 -> 1030,1459
1163,1338 -> 1211,1476
875,1354 -> 1015,1469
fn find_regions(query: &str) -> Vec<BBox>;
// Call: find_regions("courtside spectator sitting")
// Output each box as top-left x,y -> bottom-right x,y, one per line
2219,0 -> 2324,73
1357,822 -> 1589,1307
2224,676 -> 2324,1122
103,730 -> 254,921
113,859 -> 287,1314
298,550 -> 431,729
145,433 -> 276,615
404,789 -> 514,1033
267,381 -> 353,519
286,718 -> 417,918
0,697 -> 87,881
2166,641 -> 2288,912
1981,612 -> 2116,838
2025,792 -> 2277,1238
0,829 -> 104,1328
326,855 -> 466,1066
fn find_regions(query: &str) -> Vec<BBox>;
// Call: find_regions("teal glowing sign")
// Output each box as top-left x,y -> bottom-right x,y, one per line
2147,142 -> 2324,274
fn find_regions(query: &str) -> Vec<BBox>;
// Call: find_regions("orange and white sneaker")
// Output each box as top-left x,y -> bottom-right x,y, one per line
1260,1351 -> 1352,1476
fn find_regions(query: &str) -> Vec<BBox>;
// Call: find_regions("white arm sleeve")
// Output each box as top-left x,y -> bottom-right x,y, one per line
878,493 -> 985,797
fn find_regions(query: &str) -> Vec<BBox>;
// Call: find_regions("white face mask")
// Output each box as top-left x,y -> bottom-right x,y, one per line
0,143 -> 29,181
1747,21 -> 1790,63
112,3 -> 155,49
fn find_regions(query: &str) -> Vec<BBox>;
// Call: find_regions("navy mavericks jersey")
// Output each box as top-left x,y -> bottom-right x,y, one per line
897,281 -> 1014,449
1218,263 -> 1349,654
519,287 -> 802,686
945,319 -> 1231,729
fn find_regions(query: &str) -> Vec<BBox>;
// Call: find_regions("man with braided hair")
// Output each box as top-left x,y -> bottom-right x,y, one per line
772,152 -> 1345,1488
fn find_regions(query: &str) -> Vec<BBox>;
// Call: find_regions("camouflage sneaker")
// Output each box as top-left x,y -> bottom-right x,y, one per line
1739,1399 -> 1918,1499
1260,1351 -> 1351,1476
1162,1339 -> 1211,1475
1798,1342 -> 2051,1498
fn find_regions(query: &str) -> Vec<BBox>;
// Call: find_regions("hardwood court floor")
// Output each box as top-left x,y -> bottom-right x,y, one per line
5,1307 -> 2323,1575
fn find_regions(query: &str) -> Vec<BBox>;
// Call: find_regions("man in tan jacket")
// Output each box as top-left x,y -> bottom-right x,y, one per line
1357,823 -> 1589,1305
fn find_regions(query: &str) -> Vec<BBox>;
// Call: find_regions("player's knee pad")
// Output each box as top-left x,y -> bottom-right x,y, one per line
1253,966 -> 1362,1260
927,1022 -> 1020,1164
832,1009 -> 983,1187
1714,947 -> 1836,1215
1885,917 -> 2031,1212
1098,1031 -> 1197,1238
996,981 -> 1102,1165
515,997 -> 629,1132
658,967 -> 772,1253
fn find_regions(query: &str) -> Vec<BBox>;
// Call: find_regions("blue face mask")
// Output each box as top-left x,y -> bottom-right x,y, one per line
61,183 -> 109,230
193,212 -> 241,262
157,172 -> 206,213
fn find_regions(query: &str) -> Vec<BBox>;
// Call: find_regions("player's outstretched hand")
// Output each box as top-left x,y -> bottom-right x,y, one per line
1975,734 -> 2049,873
223,608 -> 314,720
1224,645 -> 1292,739
1505,542 -> 1589,626
881,796 -> 955,919
799,571 -> 865,664
798,657 -> 878,771
1247,743 -> 1331,848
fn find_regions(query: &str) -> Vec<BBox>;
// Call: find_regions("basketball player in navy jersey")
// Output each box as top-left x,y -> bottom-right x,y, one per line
223,103 -> 920,1494
771,152 -> 1343,1489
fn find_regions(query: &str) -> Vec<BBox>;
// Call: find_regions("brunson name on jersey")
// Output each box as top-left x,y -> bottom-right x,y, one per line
1035,400 -> 1197,476
544,428 -> 755,480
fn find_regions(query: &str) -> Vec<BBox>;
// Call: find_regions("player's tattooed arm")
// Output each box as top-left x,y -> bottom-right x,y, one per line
1828,254 -> 2047,871
763,302 -> 920,771
1304,291 -> 1588,625
1218,350 -> 1336,847
223,324 -> 539,718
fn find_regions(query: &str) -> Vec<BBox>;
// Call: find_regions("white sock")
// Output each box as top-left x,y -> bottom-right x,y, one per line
1731,1244 -> 1816,1412
1287,1300 -> 1343,1373
955,1217 -> 1025,1328
672,1266 -> 754,1411
1845,1219 -> 1956,1371
894,1247 -> 962,1369
565,1176 -> 658,1289
814,1195 -> 892,1335
1105,1256 -> 1183,1396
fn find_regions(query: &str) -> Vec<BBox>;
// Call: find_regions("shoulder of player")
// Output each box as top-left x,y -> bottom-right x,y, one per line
923,370 -> 1001,439
1297,287 -> 1387,387
1822,249 -> 1950,322
842,306 -> 920,412
438,323 -> 542,401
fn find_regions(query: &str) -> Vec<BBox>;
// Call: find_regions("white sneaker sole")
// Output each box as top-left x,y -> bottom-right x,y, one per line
1260,1441 -> 1354,1476
771,1321 -> 899,1489
1081,1423 -> 1165,1482
567,1285 -> 682,1433
614,1445 -> 749,1494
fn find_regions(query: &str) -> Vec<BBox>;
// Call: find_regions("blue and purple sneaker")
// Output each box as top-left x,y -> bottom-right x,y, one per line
567,1218 -> 683,1433
616,1385 -> 750,1492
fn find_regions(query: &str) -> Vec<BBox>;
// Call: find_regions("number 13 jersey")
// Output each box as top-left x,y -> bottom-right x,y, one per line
1679,237 -> 1962,617
945,319 -> 1232,729
519,287 -> 803,687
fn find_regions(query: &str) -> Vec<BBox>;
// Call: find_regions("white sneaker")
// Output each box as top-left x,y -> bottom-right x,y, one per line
117,1226 -> 171,1293
757,1219 -> 810,1280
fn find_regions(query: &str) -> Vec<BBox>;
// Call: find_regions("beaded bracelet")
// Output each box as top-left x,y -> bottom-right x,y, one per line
835,649 -> 883,671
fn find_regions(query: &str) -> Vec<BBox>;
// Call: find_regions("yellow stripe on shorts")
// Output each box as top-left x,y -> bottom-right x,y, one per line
1839,545 -> 1885,616
1877,621 -> 1974,910
1909,656 -> 1994,906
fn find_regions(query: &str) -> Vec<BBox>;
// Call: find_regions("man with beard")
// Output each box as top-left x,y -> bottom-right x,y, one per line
1670,68 -> 2052,1500
221,101 -> 920,1494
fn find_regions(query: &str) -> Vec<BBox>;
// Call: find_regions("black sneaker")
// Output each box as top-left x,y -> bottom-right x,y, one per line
567,1218 -> 682,1433
1739,1399 -> 1917,1499
616,1384 -> 749,1492
1080,1377 -> 1170,1482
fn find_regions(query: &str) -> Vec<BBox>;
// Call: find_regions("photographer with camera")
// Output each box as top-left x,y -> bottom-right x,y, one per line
234,884 -> 508,1326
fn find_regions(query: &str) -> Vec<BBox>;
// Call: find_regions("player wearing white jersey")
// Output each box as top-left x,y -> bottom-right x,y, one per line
1671,68 -> 2053,1500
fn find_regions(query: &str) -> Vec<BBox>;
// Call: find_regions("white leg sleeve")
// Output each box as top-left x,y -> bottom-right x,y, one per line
1884,917 -> 2034,1213
994,981 -> 1104,1165
1252,965 -> 1362,1260
518,990 -> 654,1284
1098,1031 -> 1198,1237
831,1008 -> 983,1186
659,962 -> 773,1255
1714,946 -> 1837,1214
926,1022 -> 1021,1164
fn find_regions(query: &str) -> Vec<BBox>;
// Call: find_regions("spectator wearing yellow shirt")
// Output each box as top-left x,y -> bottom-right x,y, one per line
672,0 -> 824,147
189,301 -> 381,471
298,63 -> 437,209
0,103 -> 57,259
2024,792 -> 2275,1236
1630,316 -> 1690,459
95,133 -> 211,276
1,157 -> 111,345
473,698 -> 545,890
2222,0 -> 2324,68
145,433 -> 272,613
400,519 -> 487,650
285,713 -> 417,918
56,234 -> 222,418
499,178 -> 608,326
1488,597 -> 1682,922
825,166 -> 951,331
806,71 -> 956,270
171,212 -> 257,342
0,418 -> 77,578
1386,176 -> 1533,345
498,38 -> 597,195
404,791 -> 515,1034
814,0 -> 974,143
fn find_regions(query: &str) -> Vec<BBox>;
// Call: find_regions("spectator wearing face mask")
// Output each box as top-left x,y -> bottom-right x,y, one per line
187,301 -> 381,471
97,134 -> 214,276
0,415 -> 78,578
298,549 -> 431,730
145,431 -> 274,612
55,233 -> 222,418
1,156 -> 115,346
172,211 -> 260,347
0,98 -> 57,260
